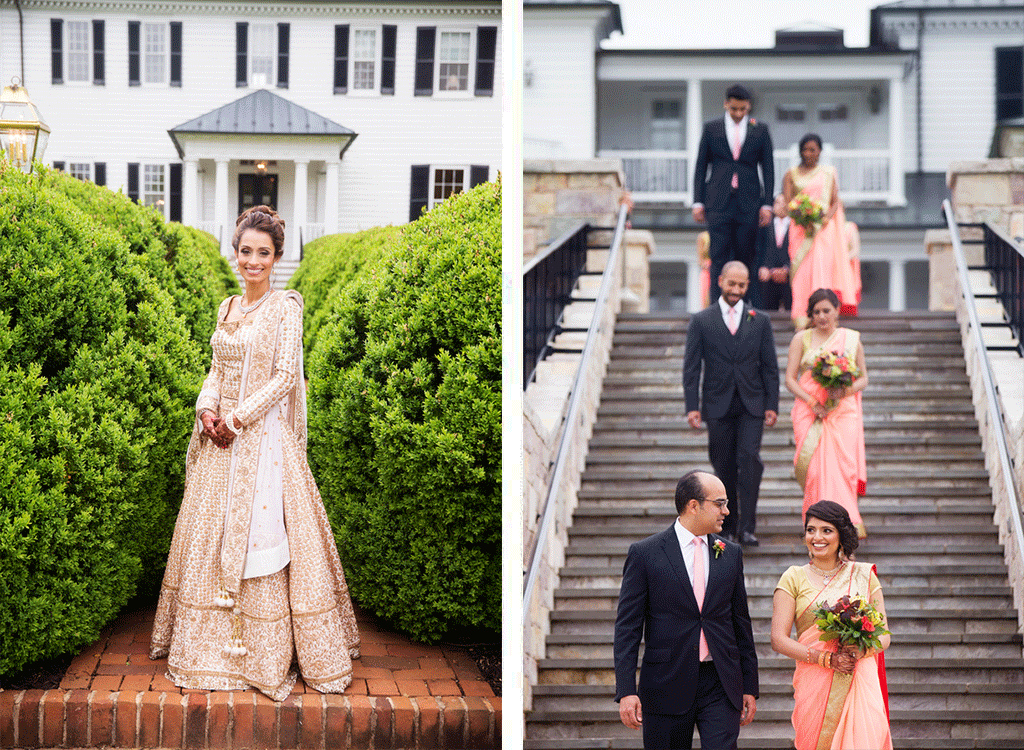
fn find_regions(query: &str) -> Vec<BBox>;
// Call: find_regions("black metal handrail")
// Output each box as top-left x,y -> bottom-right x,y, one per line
522,222 -> 590,388
979,222 -> 1024,356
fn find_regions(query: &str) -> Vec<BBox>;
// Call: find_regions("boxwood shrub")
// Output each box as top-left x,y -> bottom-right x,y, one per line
306,179 -> 501,642
287,224 -> 401,356
0,163 -> 204,675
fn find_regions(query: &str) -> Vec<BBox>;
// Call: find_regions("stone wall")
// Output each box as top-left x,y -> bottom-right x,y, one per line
947,158 -> 1024,239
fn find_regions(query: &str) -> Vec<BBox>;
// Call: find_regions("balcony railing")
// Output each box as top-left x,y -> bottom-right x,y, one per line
601,146 -> 898,205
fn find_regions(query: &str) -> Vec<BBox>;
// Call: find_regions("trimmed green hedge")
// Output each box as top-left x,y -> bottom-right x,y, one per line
0,163 -> 205,674
36,168 -> 238,358
306,179 -> 501,642
287,224 -> 401,356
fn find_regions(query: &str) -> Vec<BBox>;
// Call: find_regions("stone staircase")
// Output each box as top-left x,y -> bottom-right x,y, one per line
525,309 -> 1024,749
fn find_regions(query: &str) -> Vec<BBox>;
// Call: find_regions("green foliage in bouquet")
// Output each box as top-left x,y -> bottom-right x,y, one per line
306,179 -> 501,643
788,193 -> 825,233
35,167 -> 239,359
813,594 -> 890,653
0,163 -> 204,674
287,224 -> 402,357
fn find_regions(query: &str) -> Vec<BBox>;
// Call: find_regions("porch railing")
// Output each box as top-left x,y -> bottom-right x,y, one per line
522,222 -> 590,388
975,221 -> 1024,356
601,146 -> 895,204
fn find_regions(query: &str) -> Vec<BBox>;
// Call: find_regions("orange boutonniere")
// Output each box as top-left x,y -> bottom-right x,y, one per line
713,540 -> 726,558
749,117 -> 757,126
747,310 -> 756,321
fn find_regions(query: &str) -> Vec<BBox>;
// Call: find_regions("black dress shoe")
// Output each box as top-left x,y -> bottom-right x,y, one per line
739,532 -> 759,546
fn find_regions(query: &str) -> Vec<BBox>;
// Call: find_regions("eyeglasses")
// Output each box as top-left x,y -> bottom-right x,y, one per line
709,499 -> 729,509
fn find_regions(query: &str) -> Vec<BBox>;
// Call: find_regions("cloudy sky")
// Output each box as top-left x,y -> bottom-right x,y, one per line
602,0 -> 883,49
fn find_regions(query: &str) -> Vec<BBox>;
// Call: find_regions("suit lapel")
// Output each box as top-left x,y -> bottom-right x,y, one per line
659,527 -> 700,611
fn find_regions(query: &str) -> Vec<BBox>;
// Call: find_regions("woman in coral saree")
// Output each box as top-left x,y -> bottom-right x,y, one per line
783,134 -> 861,328
150,206 -> 359,701
772,501 -> 892,750
785,288 -> 868,537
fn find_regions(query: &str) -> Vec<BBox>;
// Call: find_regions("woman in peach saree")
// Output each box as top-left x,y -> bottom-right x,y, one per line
786,288 -> 868,537
783,134 -> 861,328
772,501 -> 892,750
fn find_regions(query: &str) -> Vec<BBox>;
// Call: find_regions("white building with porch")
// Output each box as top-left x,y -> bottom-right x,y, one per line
0,0 -> 501,263
524,0 -> 1023,313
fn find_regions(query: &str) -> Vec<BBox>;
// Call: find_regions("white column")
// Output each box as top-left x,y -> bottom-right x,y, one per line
889,258 -> 907,312
324,160 -> 340,234
687,79 -> 702,204
183,159 -> 198,227
687,258 -> 702,313
214,158 -> 230,256
888,75 -> 905,206
292,160 -> 308,261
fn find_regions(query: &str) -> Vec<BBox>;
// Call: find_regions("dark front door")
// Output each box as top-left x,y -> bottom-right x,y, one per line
238,173 -> 278,214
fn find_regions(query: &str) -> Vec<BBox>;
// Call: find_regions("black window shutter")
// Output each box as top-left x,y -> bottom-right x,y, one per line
236,23 -> 248,87
469,165 -> 489,188
333,25 -> 349,94
381,25 -> 396,95
94,163 -> 106,186
53,161 -> 65,171
51,20 -> 64,85
995,47 -> 1024,120
128,21 -> 141,86
414,27 -> 435,96
409,165 -> 430,221
127,163 -> 140,202
169,163 -> 183,222
170,22 -> 182,87
92,20 -> 105,85
277,23 -> 289,88
475,26 -> 497,97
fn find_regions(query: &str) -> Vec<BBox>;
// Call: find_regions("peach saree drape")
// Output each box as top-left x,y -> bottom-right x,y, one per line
791,328 -> 867,536
778,563 -> 892,750
788,165 -> 861,328
150,291 -> 360,701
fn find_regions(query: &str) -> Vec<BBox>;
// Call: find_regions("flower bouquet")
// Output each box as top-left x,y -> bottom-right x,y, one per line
788,194 -> 825,234
811,350 -> 860,408
813,595 -> 890,654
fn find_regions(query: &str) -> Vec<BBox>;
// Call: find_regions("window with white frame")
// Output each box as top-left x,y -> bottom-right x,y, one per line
352,28 -> 377,90
144,22 -> 166,84
437,31 -> 471,92
250,23 -> 275,86
650,99 -> 682,150
431,167 -> 466,208
69,163 -> 91,181
67,21 -> 91,82
144,165 -> 165,214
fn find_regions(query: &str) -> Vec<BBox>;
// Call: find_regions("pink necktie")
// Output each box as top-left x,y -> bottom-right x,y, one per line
731,126 -> 741,189
692,537 -> 710,661
727,306 -> 738,335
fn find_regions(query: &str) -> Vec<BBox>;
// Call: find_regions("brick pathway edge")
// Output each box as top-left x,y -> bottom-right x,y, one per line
0,688 -> 501,749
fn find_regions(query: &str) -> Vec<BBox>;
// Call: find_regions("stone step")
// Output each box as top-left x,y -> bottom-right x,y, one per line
587,433 -> 983,448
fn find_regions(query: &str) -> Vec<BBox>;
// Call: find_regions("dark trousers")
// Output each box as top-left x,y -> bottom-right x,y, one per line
706,390 -> 764,537
706,193 -> 759,301
642,662 -> 740,750
760,280 -> 791,311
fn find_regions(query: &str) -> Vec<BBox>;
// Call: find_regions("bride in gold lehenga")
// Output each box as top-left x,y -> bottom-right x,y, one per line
150,206 -> 359,702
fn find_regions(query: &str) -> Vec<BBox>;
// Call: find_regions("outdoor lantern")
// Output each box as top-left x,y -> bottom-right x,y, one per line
0,78 -> 50,173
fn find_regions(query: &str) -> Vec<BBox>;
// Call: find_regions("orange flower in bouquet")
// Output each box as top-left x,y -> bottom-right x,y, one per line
811,350 -> 860,408
788,194 -> 824,234
813,594 -> 889,654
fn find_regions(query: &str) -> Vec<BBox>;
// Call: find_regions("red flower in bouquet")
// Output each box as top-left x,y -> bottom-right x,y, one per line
811,350 -> 861,408
813,595 -> 889,653
788,194 -> 825,234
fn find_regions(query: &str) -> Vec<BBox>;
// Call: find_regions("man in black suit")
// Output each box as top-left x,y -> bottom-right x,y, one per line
615,470 -> 758,749
751,194 -> 792,311
683,261 -> 780,546
692,84 -> 775,302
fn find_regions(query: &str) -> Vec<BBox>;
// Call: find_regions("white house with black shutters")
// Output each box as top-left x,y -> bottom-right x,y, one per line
0,0 -> 501,259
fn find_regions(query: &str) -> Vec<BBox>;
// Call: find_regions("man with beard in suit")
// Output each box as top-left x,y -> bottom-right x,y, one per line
693,84 -> 775,302
683,261 -> 780,546
614,470 -> 759,749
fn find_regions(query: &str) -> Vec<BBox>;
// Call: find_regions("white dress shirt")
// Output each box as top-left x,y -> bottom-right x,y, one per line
673,519 -> 710,594
725,113 -> 748,155
718,296 -> 744,325
775,215 -> 791,247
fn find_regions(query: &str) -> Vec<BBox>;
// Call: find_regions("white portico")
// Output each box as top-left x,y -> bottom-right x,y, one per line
168,90 -> 356,260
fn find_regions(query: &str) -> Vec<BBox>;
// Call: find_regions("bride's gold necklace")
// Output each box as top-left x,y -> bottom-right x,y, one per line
808,559 -> 845,583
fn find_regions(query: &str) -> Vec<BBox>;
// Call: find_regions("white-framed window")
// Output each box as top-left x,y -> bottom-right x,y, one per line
69,163 -> 91,181
351,27 -> 378,91
144,22 -> 167,84
776,104 -> 807,122
67,21 -> 91,82
649,98 -> 683,151
250,23 -> 275,87
431,166 -> 466,208
817,103 -> 848,122
143,164 -> 165,214
437,30 -> 472,93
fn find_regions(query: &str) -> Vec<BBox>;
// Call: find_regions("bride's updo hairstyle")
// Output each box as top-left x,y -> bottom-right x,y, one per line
232,205 -> 286,259
805,287 -> 841,328
805,500 -> 859,559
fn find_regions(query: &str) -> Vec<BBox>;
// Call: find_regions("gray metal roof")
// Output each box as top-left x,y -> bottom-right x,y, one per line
168,89 -> 356,157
